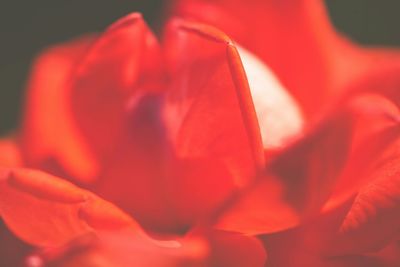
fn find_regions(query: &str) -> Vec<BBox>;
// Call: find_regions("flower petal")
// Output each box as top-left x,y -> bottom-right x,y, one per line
170,0 -> 340,116
171,0 -> 400,118
213,112 -> 352,235
69,13 -> 162,183
236,45 -> 304,150
0,168 -> 140,247
31,229 -> 267,267
0,221 -> 31,267
20,35 -> 97,181
26,230 -> 208,267
94,94 -> 236,233
205,230 -> 267,267
329,138 -> 400,254
213,93 -> 400,235
0,137 -> 22,167
163,19 -> 264,187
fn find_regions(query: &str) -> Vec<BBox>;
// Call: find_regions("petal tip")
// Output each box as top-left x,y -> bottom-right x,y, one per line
169,18 -> 233,46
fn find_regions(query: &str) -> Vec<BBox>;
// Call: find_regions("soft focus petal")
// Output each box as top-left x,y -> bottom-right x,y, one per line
69,13 -> 162,182
0,138 -> 29,266
0,138 -> 31,266
213,111 -> 352,235
204,230 -> 267,267
20,35 -> 97,181
0,168 -> 140,247
0,137 -> 22,168
329,138 -> 400,254
236,45 -> 304,150
324,94 -> 400,210
95,18 -> 261,233
212,93 -> 400,235
170,0 -> 340,116
32,229 -> 267,267
0,219 -> 31,266
163,19 -> 264,187
170,0 -> 400,119
26,231 -> 208,267
93,93 -> 236,233
93,94 -> 181,233
261,201 -> 400,267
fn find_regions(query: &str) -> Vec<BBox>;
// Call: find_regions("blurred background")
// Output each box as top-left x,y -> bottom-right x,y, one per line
0,0 -> 399,135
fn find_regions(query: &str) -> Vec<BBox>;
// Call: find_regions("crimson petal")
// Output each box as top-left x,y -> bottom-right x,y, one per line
163,19 -> 264,187
0,168 -> 140,247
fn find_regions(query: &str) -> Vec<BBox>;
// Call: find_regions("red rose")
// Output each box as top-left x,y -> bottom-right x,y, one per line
0,12 -> 305,266
1,1 -> 400,266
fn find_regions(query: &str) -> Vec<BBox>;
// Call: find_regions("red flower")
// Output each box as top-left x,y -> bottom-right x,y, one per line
1,1 -> 400,266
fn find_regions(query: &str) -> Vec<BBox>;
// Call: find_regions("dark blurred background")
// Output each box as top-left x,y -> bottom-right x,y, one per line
0,0 -> 399,135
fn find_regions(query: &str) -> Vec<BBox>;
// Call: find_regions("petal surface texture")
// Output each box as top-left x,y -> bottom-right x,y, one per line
27,230 -> 266,267
163,19 -> 264,187
0,168 -> 139,247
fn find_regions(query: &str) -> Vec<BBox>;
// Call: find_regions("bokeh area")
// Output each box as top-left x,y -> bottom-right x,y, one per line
0,0 -> 399,134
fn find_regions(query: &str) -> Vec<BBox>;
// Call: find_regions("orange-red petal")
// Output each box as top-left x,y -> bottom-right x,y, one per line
163,19 -> 264,187
170,0 -> 400,119
69,12 -> 162,177
27,230 -> 208,267
20,35 -> 97,181
329,138 -> 400,254
32,229 -> 267,267
0,168 -> 140,247
0,137 -> 22,167
213,93 -> 400,235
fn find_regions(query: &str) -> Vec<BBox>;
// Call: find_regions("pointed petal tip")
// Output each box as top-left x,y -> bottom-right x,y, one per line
168,17 -> 233,45
106,12 -> 144,32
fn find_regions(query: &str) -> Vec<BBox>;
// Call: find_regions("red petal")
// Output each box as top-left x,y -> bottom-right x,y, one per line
29,230 -> 208,267
205,230 -> 267,267
94,95 -> 235,233
0,221 -> 31,267
213,93 -> 400,235
169,0 -> 339,116
69,13 -> 162,182
171,0 -> 400,119
20,35 -> 97,181
324,94 -> 400,211
329,138 -> 400,254
33,229 -> 267,267
163,19 -> 264,187
96,19 -> 264,233
213,112 -> 352,234
0,168 -> 140,247
0,138 -> 22,167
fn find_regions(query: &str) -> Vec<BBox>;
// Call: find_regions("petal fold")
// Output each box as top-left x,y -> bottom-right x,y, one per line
163,19 -> 264,187
0,168 -> 140,247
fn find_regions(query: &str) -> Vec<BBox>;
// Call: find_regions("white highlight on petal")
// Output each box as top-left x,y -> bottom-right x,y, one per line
237,45 -> 304,149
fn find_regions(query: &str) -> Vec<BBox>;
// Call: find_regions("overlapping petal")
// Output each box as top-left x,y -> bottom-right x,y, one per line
163,19 -> 264,187
329,137 -> 400,255
0,168 -> 139,247
20,35 -> 97,181
170,0 -> 400,119
212,93 -> 400,236
95,18 -> 265,232
69,13 -> 162,182
0,137 -> 22,167
27,229 -> 266,267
